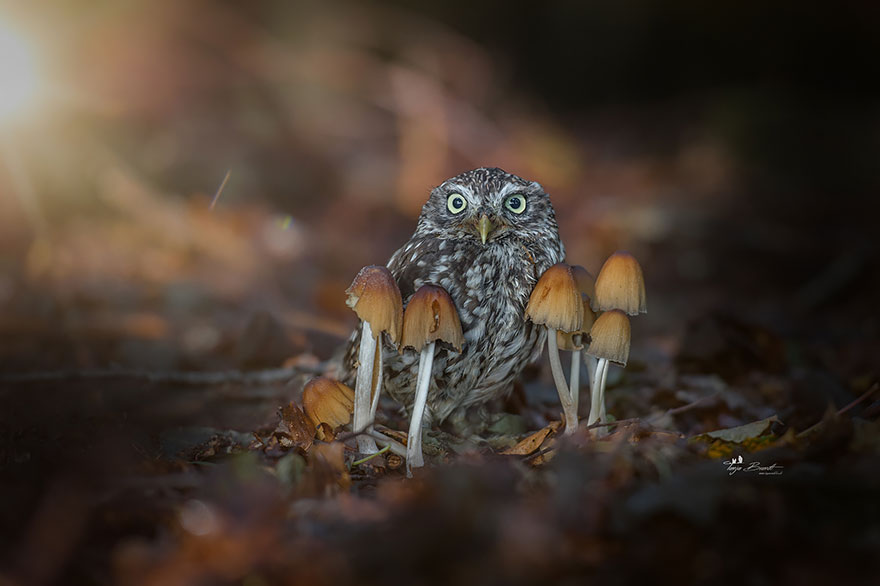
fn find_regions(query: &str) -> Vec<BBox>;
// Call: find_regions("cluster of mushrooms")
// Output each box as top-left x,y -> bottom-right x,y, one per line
302,252 -> 646,476
525,252 -> 647,436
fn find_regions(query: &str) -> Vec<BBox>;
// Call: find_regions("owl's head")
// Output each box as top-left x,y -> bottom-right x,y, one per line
416,167 -> 559,245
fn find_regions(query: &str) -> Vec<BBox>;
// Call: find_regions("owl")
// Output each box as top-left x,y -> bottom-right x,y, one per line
341,167 -> 565,425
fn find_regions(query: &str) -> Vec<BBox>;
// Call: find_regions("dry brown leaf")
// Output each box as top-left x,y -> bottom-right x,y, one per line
278,402 -> 316,451
501,421 -> 561,456
308,442 -> 351,492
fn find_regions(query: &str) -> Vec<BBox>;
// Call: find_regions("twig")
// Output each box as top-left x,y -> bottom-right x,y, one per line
656,391 -> 722,419
836,383 -> 878,417
352,444 -> 390,466
797,382 -> 879,438
334,425 -> 408,458
209,169 -> 231,210
0,366 -> 319,386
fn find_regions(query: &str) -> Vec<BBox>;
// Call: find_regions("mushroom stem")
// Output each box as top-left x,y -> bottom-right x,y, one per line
588,357 -> 609,430
354,321 -> 379,454
584,352 -> 598,395
369,342 -> 383,420
406,341 -> 434,477
546,331 -> 578,434
569,348 -> 581,416
365,429 -> 407,458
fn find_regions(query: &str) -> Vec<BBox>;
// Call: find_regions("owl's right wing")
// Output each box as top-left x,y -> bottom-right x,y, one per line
385,236 -> 445,303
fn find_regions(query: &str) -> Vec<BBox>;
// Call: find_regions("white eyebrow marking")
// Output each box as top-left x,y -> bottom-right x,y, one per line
498,181 -> 521,198
446,183 -> 478,206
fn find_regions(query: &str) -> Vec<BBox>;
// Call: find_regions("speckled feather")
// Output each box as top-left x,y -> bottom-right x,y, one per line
341,168 -> 565,424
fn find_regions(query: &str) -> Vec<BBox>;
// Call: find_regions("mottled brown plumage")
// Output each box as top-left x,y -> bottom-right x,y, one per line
341,167 -> 565,424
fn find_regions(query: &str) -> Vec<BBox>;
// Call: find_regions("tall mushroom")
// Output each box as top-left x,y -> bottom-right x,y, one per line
345,266 -> 403,454
525,263 -> 583,435
585,309 -> 631,427
556,294 -> 596,416
569,265 -> 598,414
591,251 -> 647,315
400,284 -> 463,476
586,251 -> 646,428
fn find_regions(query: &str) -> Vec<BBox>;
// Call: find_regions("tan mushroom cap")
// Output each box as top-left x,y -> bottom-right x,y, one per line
592,251 -> 647,316
585,309 -> 631,366
302,377 -> 355,431
401,284 -> 464,352
525,263 -> 584,332
571,265 -> 596,301
345,265 -> 404,343
556,294 -> 597,350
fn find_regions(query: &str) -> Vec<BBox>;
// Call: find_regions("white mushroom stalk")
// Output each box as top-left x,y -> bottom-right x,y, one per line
525,264 -> 584,435
585,309 -> 631,432
585,252 -> 646,432
546,332 -> 578,432
345,266 -> 404,455
406,340 -> 434,471
400,284 -> 463,477
569,343 -> 581,415
587,357 -> 609,427
353,321 -> 379,453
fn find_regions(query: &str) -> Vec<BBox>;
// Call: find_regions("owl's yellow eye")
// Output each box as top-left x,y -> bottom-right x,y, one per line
446,193 -> 467,214
504,194 -> 526,214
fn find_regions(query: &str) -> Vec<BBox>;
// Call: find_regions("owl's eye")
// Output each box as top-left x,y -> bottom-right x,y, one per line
504,194 -> 527,214
446,193 -> 467,214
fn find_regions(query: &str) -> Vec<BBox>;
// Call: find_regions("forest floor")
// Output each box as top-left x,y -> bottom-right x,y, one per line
1,174 -> 878,586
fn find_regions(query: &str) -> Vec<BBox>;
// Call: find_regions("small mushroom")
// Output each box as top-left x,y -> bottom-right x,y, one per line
345,265 -> 403,454
302,377 -> 355,439
585,309 -> 631,428
401,284 -> 463,476
586,251 -> 646,430
591,251 -> 647,316
525,263 -> 583,435
556,294 -> 596,417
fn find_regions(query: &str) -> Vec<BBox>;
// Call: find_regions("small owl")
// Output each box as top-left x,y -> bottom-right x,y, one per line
341,167 -> 565,424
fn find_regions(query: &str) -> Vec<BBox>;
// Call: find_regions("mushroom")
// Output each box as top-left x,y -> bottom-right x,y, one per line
525,263 -> 583,434
586,251 -> 646,430
345,265 -> 403,454
591,251 -> 647,316
556,294 -> 596,417
302,377 -> 355,439
400,284 -> 463,476
585,309 -> 631,427
569,265 -> 598,414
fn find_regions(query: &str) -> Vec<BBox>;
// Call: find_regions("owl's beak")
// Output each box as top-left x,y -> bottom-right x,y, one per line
478,214 -> 494,245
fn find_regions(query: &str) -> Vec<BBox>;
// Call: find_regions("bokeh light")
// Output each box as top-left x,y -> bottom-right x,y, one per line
0,22 -> 39,121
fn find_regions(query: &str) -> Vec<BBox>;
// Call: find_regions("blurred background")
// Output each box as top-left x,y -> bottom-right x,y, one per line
1,2 -> 879,583
0,0 -> 877,375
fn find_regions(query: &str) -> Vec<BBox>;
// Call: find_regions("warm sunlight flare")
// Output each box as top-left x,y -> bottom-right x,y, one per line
0,23 -> 40,121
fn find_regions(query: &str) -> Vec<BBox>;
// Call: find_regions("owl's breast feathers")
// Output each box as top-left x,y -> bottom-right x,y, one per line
374,233 -> 563,419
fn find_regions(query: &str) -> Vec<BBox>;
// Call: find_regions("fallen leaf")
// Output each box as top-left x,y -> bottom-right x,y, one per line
502,421 -> 561,456
307,442 -> 350,493
694,415 -> 782,444
277,402 -> 316,451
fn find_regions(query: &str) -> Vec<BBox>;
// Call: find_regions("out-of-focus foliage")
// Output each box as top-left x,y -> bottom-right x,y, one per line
1,1 -> 878,584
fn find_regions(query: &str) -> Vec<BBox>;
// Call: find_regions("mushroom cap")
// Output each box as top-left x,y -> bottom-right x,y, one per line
571,264 -> 596,300
585,309 -> 631,366
556,330 -> 583,351
345,265 -> 404,343
525,263 -> 584,332
401,284 -> 464,352
556,294 -> 597,350
302,376 -> 355,431
592,251 -> 647,316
